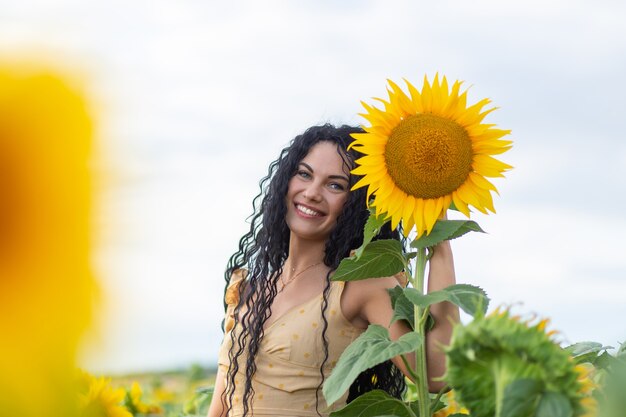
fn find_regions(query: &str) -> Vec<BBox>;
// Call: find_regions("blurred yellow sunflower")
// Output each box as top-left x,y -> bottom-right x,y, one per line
575,364 -> 598,417
433,390 -> 469,417
0,61 -> 97,417
78,375 -> 132,417
350,74 -> 512,236
125,382 -> 163,415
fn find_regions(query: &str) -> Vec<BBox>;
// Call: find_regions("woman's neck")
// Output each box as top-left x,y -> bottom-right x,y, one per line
285,233 -> 326,272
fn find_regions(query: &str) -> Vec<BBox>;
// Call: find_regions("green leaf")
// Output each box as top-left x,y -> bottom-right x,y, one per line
594,350 -> 620,370
430,396 -> 446,414
388,286 -> 415,330
388,288 -> 435,332
329,389 -> 416,417
564,341 -> 612,364
443,284 -> 490,317
411,220 -> 485,249
403,288 -> 448,308
355,209 -> 390,259
403,284 -> 489,317
500,379 -> 542,417
333,240 -> 406,282
535,392 -> 573,417
323,325 -> 422,405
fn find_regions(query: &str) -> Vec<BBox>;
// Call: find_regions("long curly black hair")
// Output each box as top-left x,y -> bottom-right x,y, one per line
222,124 -> 406,416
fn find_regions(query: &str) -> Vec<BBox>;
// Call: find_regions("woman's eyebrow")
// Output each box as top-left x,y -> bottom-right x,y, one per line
299,162 -> 349,183
299,162 -> 314,171
329,174 -> 350,183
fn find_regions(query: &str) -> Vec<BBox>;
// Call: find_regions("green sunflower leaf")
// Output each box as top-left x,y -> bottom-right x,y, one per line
355,209 -> 390,259
329,389 -> 416,417
535,392 -> 573,417
500,379 -> 543,417
564,341 -> 612,364
333,240 -> 405,281
410,220 -> 485,249
403,284 -> 489,317
594,350 -> 620,370
443,284 -> 490,317
323,325 -> 422,406
403,288 -> 448,308
387,286 -> 434,331
388,286 -> 415,330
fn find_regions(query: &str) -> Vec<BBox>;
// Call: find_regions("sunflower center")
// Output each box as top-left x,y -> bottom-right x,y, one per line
384,113 -> 473,199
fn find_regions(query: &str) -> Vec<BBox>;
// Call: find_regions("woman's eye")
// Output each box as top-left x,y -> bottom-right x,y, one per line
329,182 -> 345,191
297,170 -> 311,179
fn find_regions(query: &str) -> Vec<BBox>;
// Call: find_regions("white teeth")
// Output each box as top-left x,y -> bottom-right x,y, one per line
297,204 -> 321,216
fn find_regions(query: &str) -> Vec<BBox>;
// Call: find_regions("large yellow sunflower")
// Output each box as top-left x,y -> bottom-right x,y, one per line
350,74 -> 512,236
0,61 -> 96,417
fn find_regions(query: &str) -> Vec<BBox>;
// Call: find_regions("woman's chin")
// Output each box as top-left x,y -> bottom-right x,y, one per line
288,225 -> 332,243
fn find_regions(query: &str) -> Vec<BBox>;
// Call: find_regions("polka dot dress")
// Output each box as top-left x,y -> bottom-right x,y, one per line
218,278 -> 364,416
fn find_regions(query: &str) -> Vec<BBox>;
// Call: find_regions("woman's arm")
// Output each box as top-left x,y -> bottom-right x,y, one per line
206,368 -> 227,417
424,240 -> 459,392
354,241 -> 459,392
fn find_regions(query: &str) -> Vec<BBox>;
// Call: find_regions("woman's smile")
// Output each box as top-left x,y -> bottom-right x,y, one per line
294,203 -> 325,218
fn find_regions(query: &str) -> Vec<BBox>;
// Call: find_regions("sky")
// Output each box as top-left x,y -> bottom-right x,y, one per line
1,0 -> 625,374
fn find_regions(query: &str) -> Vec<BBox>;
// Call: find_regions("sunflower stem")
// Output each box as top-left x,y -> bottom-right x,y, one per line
400,353 -> 420,382
430,384 -> 450,414
412,246 -> 430,417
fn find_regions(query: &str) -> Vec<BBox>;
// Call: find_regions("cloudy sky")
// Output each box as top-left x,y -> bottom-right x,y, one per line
1,0 -> 625,374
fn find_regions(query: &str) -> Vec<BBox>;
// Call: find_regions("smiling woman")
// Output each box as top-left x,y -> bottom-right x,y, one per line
207,124 -> 459,417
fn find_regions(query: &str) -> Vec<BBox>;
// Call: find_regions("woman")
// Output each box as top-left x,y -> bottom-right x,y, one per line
207,124 -> 459,417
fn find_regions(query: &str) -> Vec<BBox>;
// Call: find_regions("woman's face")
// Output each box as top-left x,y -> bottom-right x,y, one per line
285,141 -> 351,242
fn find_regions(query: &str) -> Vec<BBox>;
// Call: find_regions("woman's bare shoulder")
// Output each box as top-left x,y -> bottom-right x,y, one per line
341,273 -> 407,326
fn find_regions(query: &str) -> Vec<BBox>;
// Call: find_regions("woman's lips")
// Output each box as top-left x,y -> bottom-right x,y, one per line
295,203 -> 324,217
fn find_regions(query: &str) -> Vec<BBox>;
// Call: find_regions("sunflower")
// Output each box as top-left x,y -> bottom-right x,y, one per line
0,62 -> 96,417
433,390 -> 469,417
125,382 -> 163,415
350,74 -> 512,236
575,364 -> 598,417
445,308 -> 586,417
78,375 -> 132,417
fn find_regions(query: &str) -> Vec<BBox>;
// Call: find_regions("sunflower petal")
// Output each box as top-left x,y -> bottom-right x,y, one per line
421,75 -> 433,111
413,199 -> 425,236
451,191 -> 471,217
355,155 -> 386,167
468,172 -> 499,193
456,183 -> 488,214
404,78 -> 422,111
423,198 -> 439,232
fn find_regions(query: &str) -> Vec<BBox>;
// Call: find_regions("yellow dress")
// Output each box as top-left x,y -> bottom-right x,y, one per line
218,272 -> 365,417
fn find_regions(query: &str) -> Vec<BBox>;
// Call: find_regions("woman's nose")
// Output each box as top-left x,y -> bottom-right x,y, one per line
303,182 -> 323,202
